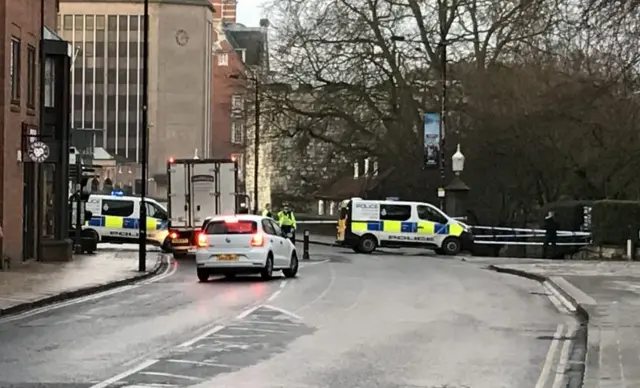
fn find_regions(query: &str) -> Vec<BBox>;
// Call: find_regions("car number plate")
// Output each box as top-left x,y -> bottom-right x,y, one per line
217,254 -> 238,261
173,238 -> 189,244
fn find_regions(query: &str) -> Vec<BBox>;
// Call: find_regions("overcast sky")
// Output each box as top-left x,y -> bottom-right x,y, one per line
236,0 -> 269,27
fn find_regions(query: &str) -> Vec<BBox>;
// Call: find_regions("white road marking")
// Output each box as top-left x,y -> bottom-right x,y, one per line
165,359 -> 237,368
544,281 -> 577,313
544,287 -> 569,314
550,276 -> 597,306
177,324 -> 225,347
279,281 -> 286,288
88,359 -> 158,388
236,305 -> 260,319
0,257 -> 174,324
139,371 -> 204,381
266,290 -> 281,301
234,319 -> 301,327
535,324 -> 564,388
552,323 -> 576,388
224,326 -> 289,334
262,304 -> 304,320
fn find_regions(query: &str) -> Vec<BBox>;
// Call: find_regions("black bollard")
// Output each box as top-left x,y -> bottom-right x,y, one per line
303,229 -> 310,260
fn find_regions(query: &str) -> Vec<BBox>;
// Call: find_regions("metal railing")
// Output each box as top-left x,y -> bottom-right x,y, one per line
470,225 -> 591,246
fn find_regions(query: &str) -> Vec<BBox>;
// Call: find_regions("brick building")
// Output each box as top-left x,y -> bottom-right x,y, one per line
0,0 -> 59,262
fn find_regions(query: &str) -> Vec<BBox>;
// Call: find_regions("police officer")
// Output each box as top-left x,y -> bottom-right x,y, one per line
543,211 -> 559,259
278,203 -> 297,243
261,203 -> 273,218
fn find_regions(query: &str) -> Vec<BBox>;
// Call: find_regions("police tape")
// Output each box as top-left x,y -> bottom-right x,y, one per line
296,220 -> 335,224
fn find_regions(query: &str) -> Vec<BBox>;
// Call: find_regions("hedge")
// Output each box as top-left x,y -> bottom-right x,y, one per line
591,200 -> 640,246
541,200 -> 593,231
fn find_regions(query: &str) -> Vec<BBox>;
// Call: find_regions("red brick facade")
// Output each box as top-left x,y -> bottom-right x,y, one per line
0,0 -> 57,260
211,0 -> 236,23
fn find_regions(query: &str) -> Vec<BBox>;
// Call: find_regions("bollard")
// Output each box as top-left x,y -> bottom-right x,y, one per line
303,229 -> 310,260
628,239 -> 636,261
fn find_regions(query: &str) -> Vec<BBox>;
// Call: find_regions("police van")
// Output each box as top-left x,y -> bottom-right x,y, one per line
83,192 -> 170,248
336,198 -> 472,255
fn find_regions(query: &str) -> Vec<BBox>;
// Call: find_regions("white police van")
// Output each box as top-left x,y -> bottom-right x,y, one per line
82,191 -> 170,248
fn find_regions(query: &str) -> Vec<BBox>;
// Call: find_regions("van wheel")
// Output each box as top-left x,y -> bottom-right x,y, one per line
442,237 -> 461,255
161,237 -> 172,253
358,235 -> 377,254
197,269 -> 210,282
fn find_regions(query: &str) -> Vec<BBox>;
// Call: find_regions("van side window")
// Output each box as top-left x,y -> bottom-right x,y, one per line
102,199 -> 134,217
380,204 -> 411,221
417,205 -> 447,223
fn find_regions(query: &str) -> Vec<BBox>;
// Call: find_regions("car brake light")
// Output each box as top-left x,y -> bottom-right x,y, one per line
250,234 -> 264,247
169,232 -> 178,239
197,232 -> 208,247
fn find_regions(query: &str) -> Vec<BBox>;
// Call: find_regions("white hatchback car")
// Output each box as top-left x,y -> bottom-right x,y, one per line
195,215 -> 299,282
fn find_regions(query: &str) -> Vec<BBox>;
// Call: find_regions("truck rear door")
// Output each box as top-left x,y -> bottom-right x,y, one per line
168,162 -> 188,227
190,162 -> 218,225
217,162 -> 237,215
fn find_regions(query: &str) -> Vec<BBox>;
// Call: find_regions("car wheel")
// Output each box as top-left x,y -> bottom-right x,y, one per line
282,252 -> 299,278
161,237 -> 172,253
442,237 -> 461,255
358,235 -> 377,254
197,269 -> 210,282
261,254 -> 274,280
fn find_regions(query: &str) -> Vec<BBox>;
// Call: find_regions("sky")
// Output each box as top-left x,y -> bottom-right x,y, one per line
236,0 -> 269,27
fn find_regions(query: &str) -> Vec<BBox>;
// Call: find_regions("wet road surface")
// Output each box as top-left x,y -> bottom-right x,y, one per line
0,246 -> 574,388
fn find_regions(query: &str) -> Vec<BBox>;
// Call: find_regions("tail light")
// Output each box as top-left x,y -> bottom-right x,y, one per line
169,231 -> 178,239
197,232 -> 208,247
250,234 -> 264,247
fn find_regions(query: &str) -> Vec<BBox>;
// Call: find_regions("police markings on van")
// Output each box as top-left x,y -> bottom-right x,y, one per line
336,197 -> 473,255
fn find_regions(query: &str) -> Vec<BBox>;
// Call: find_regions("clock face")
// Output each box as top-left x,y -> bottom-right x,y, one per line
176,29 -> 189,46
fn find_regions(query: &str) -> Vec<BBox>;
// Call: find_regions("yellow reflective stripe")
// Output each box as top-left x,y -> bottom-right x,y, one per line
383,221 -> 401,233
104,216 -> 122,228
417,221 -> 434,234
351,222 -> 367,232
449,222 -> 463,236
147,218 -> 157,230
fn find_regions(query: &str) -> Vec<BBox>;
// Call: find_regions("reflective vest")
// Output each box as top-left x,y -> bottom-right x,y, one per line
278,211 -> 296,227
262,209 -> 273,218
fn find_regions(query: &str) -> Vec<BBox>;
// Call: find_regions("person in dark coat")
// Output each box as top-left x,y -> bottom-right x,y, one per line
543,211 -> 559,259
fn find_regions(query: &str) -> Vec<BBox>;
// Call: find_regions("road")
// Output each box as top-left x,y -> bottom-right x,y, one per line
0,245 -> 575,388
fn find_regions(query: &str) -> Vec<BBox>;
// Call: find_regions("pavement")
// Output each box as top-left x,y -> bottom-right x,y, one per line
0,248 -> 165,317
0,243 -> 575,388
485,259 -> 640,388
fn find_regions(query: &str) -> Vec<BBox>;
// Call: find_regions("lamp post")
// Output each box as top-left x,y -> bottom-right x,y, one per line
451,143 -> 465,175
229,73 -> 259,214
138,0 -> 149,271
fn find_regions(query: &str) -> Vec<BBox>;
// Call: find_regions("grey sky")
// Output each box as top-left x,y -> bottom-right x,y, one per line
236,0 -> 268,27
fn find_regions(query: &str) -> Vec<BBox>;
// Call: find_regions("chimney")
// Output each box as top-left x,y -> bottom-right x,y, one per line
211,0 -> 237,23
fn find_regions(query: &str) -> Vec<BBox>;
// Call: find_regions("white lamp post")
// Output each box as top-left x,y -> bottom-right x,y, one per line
451,143 -> 465,175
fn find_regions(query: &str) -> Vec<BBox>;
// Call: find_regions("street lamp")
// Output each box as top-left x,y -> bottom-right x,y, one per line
451,143 -> 464,175
138,0 -> 150,271
229,73 -> 260,214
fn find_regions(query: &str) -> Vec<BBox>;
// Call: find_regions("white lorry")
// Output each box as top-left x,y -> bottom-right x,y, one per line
166,158 -> 247,257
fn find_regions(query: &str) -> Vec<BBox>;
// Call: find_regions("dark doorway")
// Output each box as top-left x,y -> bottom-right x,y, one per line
22,163 -> 37,261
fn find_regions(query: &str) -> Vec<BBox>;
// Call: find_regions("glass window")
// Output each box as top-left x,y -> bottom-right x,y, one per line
107,42 -> 116,57
96,15 -> 105,30
129,15 -> 139,30
102,199 -> 134,217
417,205 -> 448,223
85,42 -> 94,56
217,53 -> 228,66
119,16 -> 128,31
63,15 -> 73,30
261,219 -> 275,235
146,202 -> 167,219
379,204 -> 411,221
95,42 -> 105,57
10,37 -> 20,103
108,16 -> 117,31
74,15 -> 83,30
205,220 -> 257,234
86,15 -> 94,30
27,45 -> 36,108
269,220 -> 283,236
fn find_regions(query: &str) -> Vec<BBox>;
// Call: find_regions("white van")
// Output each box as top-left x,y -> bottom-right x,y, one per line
82,193 -> 170,248
336,198 -> 473,254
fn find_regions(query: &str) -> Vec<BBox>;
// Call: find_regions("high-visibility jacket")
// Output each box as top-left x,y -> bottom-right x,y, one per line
261,209 -> 273,218
277,211 -> 296,228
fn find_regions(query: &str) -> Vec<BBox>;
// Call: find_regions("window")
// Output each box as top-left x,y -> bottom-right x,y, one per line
231,153 -> 244,180
269,220 -> 283,236
97,15 -> 105,30
217,53 -> 228,66
102,199 -> 134,217
235,48 -> 246,62
27,45 -> 36,108
379,204 -> 411,221
261,219 -> 275,235
205,220 -> 257,234
146,202 -> 167,220
63,15 -> 73,30
417,205 -> 448,224
10,37 -> 20,103
231,121 -> 244,144
231,94 -> 243,110
86,16 -> 94,30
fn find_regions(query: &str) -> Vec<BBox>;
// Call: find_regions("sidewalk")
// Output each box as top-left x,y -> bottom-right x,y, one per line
0,250 -> 166,317
488,260 -> 640,387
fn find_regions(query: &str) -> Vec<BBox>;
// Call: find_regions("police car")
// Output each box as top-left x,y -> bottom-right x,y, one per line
83,191 -> 170,249
336,198 -> 472,255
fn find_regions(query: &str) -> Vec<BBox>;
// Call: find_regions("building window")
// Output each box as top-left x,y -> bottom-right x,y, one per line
44,57 -> 56,108
218,53 -> 228,66
231,121 -> 244,144
231,94 -> 243,110
27,45 -> 36,108
10,37 -> 20,103
235,48 -> 246,62
63,15 -> 73,30
231,153 -> 244,180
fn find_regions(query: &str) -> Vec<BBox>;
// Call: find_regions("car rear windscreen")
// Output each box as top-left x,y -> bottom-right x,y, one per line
205,221 -> 257,234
